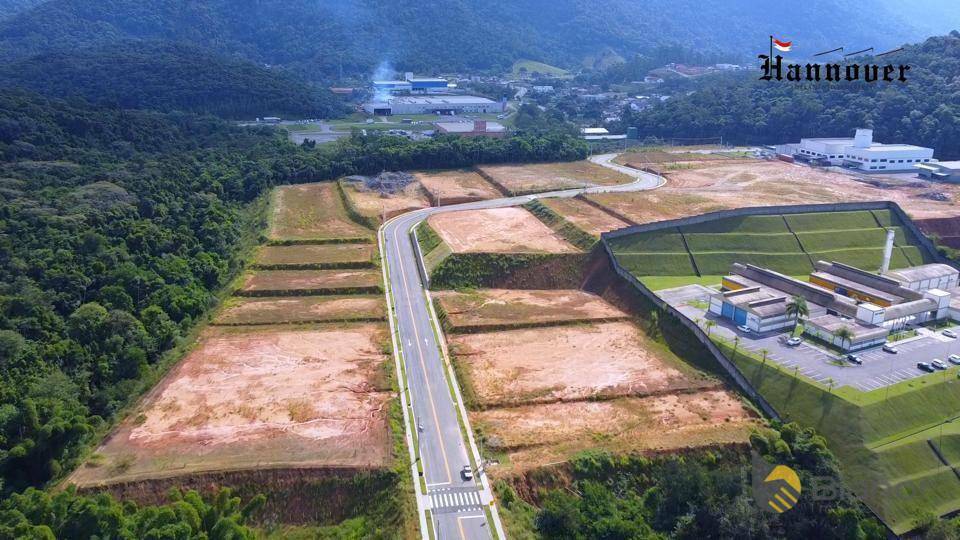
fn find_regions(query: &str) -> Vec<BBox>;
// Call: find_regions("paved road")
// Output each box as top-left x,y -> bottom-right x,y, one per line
380,159 -> 662,539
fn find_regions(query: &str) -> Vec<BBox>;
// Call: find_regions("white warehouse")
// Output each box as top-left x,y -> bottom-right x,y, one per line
363,95 -> 505,116
793,129 -> 934,172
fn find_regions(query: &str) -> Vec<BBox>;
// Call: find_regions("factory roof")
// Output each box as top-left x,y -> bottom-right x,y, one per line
581,127 -> 610,135
883,263 -> 959,283
435,121 -> 505,133
930,161 -> 960,170
853,143 -> 932,152
811,271 -> 903,305
373,80 -> 411,85
806,315 -> 889,342
389,95 -> 497,105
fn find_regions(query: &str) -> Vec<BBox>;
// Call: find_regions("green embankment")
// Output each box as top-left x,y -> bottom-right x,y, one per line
716,336 -> 960,534
611,209 -> 932,279
523,200 -> 597,250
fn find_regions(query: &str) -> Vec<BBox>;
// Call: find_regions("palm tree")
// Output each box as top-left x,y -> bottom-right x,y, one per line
732,335 -> 741,358
786,295 -> 809,327
833,326 -> 854,350
705,320 -> 717,337
827,377 -> 835,393
760,348 -> 770,366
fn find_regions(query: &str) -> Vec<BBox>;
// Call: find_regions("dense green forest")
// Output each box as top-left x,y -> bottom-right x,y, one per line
623,32 -> 960,159
0,0 -> 943,80
0,88 -> 587,499
499,423 -> 889,539
0,41 -> 346,120
0,487 -> 262,538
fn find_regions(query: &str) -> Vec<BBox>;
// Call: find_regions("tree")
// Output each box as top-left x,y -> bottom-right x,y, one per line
704,320 -> 717,337
833,326 -> 854,350
760,348 -> 770,366
786,295 -> 809,326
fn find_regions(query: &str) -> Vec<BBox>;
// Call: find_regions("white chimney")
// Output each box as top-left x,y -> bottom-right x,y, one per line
404,72 -> 414,81
881,228 -> 895,273
854,128 -> 873,148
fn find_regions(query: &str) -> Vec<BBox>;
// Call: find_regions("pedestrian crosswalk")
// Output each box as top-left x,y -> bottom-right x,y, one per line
429,488 -> 483,513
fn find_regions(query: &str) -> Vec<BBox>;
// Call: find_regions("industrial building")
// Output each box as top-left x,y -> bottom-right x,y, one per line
708,230 -> 959,351
363,95 -> 505,116
372,73 -> 450,96
435,120 -> 506,138
916,161 -> 960,182
789,129 -> 934,171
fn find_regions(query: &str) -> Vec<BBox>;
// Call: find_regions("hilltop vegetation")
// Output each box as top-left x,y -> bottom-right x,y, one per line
625,32 -> 960,159
0,0 -> 941,80
0,41 -> 347,119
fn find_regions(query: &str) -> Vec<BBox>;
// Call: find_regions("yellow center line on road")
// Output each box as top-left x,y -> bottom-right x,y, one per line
392,219 -> 453,484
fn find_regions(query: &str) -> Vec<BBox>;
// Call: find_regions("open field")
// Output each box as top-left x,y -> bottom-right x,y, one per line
254,244 -> 375,269
473,391 -> 755,474
450,322 -> 715,408
477,161 -> 632,195
415,169 -> 502,205
427,207 -> 579,253
215,296 -> 384,325
611,210 -> 932,278
341,180 -> 430,221
540,197 -> 629,236
239,269 -> 381,296
586,160 -> 960,222
269,183 -> 372,242
435,289 -> 627,332
511,59 -> 570,78
69,324 -> 392,486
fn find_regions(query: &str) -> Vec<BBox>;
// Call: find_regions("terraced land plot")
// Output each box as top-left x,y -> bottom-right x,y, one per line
215,296 -> 384,325
415,169 -> 502,205
254,244 -> 375,269
269,183 -> 372,242
239,269 -> 382,296
450,322 -> 716,408
341,180 -> 430,221
435,289 -> 627,332
477,161 -> 632,195
586,160 -> 960,222
539,197 -> 629,236
69,324 -> 392,486
472,391 -> 755,473
427,207 -> 579,253
610,209 -> 932,283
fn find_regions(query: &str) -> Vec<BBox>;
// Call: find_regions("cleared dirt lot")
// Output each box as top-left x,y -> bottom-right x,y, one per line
239,269 -> 381,295
477,161 -> 632,194
254,244 -> 375,268
341,181 -> 430,221
540,197 -> 630,235
473,391 -> 755,474
427,207 -> 579,253
70,324 -> 392,485
587,160 -> 960,223
415,169 -> 503,205
451,322 -> 714,407
215,296 -> 384,325
435,289 -> 626,331
269,183 -> 372,241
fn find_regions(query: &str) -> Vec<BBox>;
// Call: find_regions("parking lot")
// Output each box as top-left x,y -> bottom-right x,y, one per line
664,285 -> 960,393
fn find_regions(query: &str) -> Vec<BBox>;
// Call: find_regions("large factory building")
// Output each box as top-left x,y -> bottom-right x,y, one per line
363,95 -> 505,116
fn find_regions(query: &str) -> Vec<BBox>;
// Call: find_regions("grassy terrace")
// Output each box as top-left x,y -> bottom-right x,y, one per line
610,209 -> 934,286
715,336 -> 960,534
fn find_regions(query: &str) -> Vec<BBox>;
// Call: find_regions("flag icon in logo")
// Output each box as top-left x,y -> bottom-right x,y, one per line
773,37 -> 792,52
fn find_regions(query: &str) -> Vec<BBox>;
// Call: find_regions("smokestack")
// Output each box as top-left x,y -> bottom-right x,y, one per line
881,228 -> 895,274
854,128 -> 873,149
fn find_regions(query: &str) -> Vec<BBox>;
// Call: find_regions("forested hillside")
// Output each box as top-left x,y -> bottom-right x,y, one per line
0,41 -> 346,119
0,0 -> 940,80
624,32 -> 960,159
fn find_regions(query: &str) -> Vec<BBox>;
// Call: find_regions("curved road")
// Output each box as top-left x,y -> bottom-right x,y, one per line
380,155 -> 662,539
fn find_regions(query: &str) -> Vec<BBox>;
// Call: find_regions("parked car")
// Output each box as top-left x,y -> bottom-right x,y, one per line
932,359 -> 948,370
918,362 -> 935,372
882,344 -> 898,354
949,354 -> 960,365
737,325 -> 752,334
461,465 -> 473,480
846,354 -> 862,365
944,329 -> 958,339
786,337 -> 802,347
